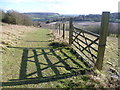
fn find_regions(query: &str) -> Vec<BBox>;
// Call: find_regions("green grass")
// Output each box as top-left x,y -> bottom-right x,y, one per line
2,28 -> 94,88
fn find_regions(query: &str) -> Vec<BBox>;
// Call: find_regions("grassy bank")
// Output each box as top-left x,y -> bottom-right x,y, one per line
1,24 -> 119,88
2,28 -> 96,88
1,23 -> 39,52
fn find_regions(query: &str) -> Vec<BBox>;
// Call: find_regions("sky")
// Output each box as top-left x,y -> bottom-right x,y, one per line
0,0 -> 119,15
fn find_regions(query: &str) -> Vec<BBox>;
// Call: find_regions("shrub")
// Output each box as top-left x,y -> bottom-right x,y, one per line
3,12 -> 16,24
2,10 -> 33,26
0,9 -> 5,21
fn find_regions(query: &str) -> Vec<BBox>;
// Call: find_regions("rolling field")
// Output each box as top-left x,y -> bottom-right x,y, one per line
1,24 -> 92,88
1,23 -> 119,88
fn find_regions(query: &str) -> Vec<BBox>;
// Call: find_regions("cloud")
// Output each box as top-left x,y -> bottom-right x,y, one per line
0,0 -> 118,14
0,0 -> 26,3
0,0 -> 66,3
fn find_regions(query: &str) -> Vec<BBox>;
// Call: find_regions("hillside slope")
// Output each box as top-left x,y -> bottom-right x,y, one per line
0,23 -> 119,88
0,23 -> 39,51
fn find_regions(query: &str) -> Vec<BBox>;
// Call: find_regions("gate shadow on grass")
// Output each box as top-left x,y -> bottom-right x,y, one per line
2,45 -> 91,86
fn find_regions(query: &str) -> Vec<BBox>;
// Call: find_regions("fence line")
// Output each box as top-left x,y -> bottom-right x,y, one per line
50,12 -> 110,70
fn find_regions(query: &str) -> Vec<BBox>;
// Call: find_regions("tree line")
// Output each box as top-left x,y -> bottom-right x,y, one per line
49,13 -> 119,23
0,10 -> 33,26
74,13 -> 119,22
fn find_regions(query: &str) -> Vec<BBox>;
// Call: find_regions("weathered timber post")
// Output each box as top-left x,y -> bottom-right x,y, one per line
69,18 -> 73,45
59,24 -> 60,35
63,23 -> 65,39
54,23 -> 56,32
57,23 -> 59,34
55,23 -> 58,33
56,23 -> 59,33
95,12 -> 110,70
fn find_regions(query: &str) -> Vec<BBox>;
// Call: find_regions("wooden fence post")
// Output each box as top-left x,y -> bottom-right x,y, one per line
55,23 -> 56,32
56,23 -> 59,33
95,12 -> 110,70
69,18 -> 73,45
59,24 -> 60,35
63,23 -> 65,39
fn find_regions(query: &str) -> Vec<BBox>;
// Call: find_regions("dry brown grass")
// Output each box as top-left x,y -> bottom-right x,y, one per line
0,22 -> 39,51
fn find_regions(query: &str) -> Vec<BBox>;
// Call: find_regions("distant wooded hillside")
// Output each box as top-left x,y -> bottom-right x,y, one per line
74,13 -> 119,22
24,12 -> 60,17
23,12 -> 62,21
1,9 -> 119,24
23,12 -> 119,23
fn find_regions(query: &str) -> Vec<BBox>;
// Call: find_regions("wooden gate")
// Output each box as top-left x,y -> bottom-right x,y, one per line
69,12 -> 110,70
71,26 -> 99,65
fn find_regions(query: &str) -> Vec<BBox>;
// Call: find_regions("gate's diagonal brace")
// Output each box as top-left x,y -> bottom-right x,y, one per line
72,31 -> 82,43
81,37 -> 99,52
82,32 -> 95,61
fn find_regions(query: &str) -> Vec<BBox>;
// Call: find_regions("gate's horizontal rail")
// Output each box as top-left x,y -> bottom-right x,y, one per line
73,31 -> 99,45
72,42 -> 95,63
73,39 -> 97,59
72,34 -> 98,52
74,27 -> 100,37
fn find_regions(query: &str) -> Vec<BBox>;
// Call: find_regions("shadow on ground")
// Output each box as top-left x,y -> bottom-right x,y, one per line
2,44 -> 91,86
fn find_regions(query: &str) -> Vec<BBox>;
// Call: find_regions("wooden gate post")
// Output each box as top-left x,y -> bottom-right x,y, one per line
55,23 -> 57,32
69,18 -> 73,45
57,23 -> 59,34
95,12 -> 110,70
63,23 -> 65,39
59,24 -> 60,35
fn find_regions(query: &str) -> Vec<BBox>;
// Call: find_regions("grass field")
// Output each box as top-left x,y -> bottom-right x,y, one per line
2,27 -> 98,88
1,23 -> 119,88
1,23 -> 39,51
